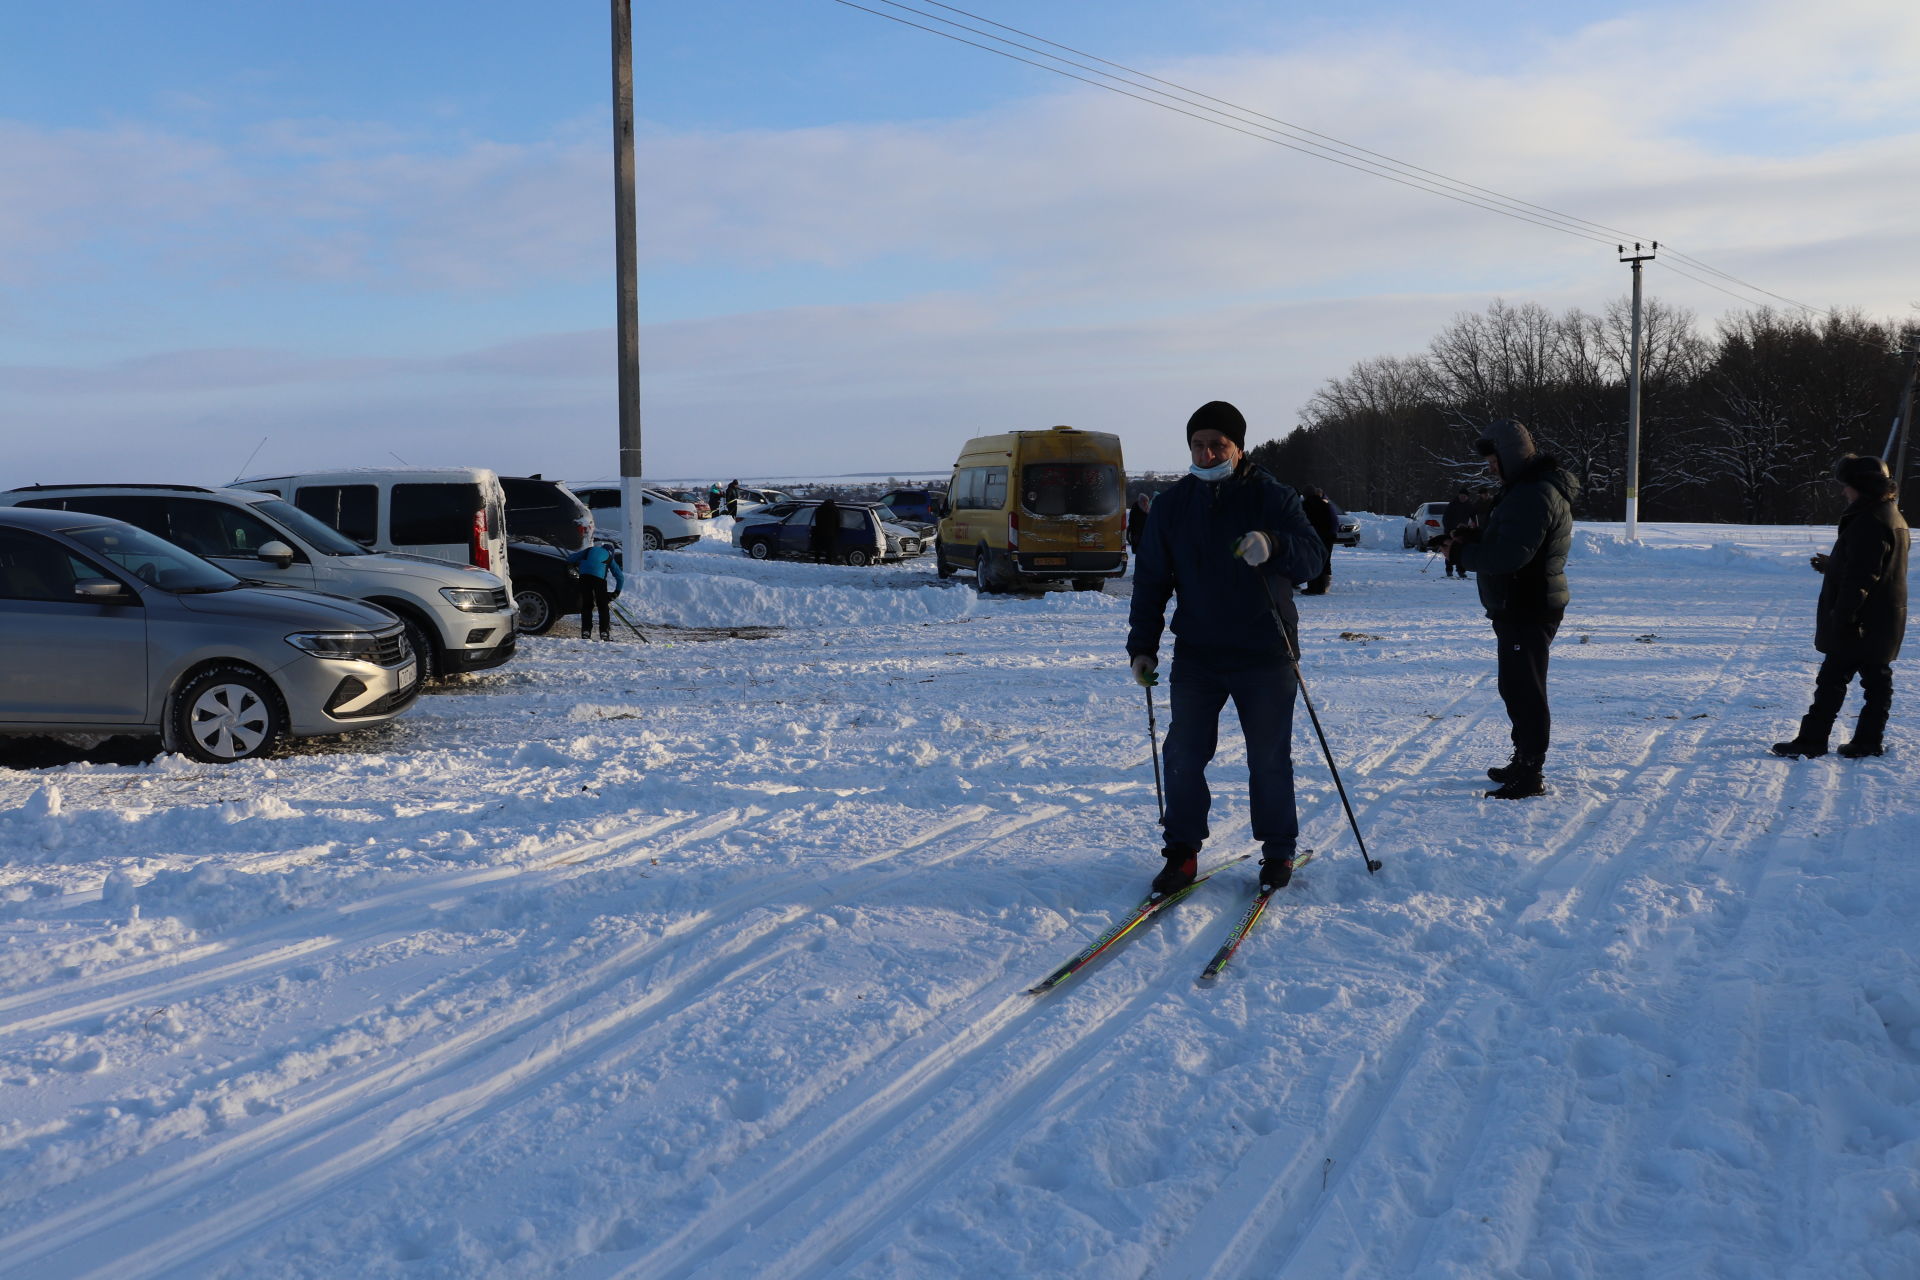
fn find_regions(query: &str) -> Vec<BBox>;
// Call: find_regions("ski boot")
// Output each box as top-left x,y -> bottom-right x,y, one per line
1151,843 -> 1199,897
1257,845 -> 1296,892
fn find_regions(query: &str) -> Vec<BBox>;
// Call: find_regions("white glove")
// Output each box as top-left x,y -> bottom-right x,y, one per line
1236,531 -> 1272,566
1129,655 -> 1159,687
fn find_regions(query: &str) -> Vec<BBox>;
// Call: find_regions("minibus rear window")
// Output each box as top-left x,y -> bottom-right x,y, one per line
1022,463 -> 1122,517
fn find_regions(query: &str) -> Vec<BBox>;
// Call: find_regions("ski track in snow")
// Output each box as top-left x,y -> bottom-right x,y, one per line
1,523 -> 1917,1280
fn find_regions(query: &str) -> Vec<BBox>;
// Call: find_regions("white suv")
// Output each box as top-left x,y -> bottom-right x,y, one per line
1,485 -> 518,679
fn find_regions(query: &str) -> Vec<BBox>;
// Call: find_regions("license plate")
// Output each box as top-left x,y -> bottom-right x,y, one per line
395,661 -> 417,688
1031,556 -> 1066,566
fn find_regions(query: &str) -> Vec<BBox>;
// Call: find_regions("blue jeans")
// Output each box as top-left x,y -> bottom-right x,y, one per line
1162,647 -> 1299,851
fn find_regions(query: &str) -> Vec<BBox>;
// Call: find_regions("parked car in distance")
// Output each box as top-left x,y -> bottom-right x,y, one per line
877,488 -> 942,524
504,540 -> 579,636
1336,511 -> 1362,547
501,475 -> 593,551
731,501 -> 919,565
232,468 -> 512,590
1403,502 -> 1450,550
0,506 -> 420,762
568,482 -> 705,551
1,484 -> 517,679
936,426 -> 1127,592
732,486 -> 790,513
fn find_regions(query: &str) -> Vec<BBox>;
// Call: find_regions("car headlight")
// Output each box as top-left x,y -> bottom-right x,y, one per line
440,587 -> 497,612
286,631 -> 383,659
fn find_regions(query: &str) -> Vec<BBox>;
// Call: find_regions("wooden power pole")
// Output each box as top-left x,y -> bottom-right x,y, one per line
1618,241 -> 1656,542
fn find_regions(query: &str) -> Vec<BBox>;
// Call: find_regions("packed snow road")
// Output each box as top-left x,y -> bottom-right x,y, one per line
2,524 -> 1916,1279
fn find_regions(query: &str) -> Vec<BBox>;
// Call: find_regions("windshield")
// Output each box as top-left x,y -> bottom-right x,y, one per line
1021,463 -> 1123,518
67,524 -> 242,593
254,499 -> 372,555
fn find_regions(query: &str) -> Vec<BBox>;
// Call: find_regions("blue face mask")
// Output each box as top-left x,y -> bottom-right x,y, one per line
1189,458 -> 1235,482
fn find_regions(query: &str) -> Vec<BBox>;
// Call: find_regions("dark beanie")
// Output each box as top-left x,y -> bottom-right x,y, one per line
1186,401 -> 1246,450
1473,419 -> 1536,479
1835,453 -> 1892,497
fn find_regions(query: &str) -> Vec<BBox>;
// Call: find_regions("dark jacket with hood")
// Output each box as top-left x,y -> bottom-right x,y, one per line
1816,497 -> 1908,663
1459,454 -> 1580,620
1127,461 -> 1325,662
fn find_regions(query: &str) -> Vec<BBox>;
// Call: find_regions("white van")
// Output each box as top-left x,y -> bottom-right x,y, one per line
234,468 -> 512,590
1,484 -> 519,679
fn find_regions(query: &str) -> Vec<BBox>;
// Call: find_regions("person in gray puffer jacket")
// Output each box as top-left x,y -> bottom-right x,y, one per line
1439,420 -> 1580,798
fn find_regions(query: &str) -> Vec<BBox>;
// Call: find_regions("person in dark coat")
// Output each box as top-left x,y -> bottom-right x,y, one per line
1442,488 -> 1477,578
1299,487 -> 1337,595
1128,401 -> 1326,894
1773,454 -> 1909,759
1438,421 -> 1579,798
1126,493 -> 1151,552
810,499 -> 840,561
725,479 -> 740,518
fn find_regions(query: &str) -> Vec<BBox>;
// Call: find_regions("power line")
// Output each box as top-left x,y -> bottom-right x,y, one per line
836,0 -> 1838,317
831,0 -> 1620,247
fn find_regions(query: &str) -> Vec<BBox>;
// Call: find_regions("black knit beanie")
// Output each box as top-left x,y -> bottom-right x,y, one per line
1186,401 -> 1246,450
1835,453 -> 1892,498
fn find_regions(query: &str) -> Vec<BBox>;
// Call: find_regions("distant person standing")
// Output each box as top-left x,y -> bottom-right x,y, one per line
566,541 -> 625,641
1438,421 -> 1579,798
1127,493 -> 1151,552
1442,487 -> 1477,579
810,499 -> 841,562
1772,454 -> 1908,759
1299,487 -> 1337,595
725,479 -> 740,518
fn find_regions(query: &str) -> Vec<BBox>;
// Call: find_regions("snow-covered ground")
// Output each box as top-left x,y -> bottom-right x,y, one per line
3,523 -> 1916,1280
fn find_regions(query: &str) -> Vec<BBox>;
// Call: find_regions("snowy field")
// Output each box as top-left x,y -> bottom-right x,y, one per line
2,520 -> 1916,1279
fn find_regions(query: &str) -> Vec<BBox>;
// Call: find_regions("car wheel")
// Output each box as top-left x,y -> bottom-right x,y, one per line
172,666 -> 284,763
746,537 -> 774,560
1403,528 -> 1415,548
643,527 -> 664,551
395,615 -> 441,682
935,540 -> 954,578
844,548 -> 872,567
515,583 -> 557,636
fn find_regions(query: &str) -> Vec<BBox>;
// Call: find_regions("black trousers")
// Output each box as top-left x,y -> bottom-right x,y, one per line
578,578 -> 613,635
1302,540 -> 1333,595
1492,609 -> 1563,758
1801,652 -> 1894,744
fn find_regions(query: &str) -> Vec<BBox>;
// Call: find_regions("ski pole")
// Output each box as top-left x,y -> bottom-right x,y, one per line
1143,681 -> 1165,825
1255,570 -> 1381,873
1420,550 -> 1439,573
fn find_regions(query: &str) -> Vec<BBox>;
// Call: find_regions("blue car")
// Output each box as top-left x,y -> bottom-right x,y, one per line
878,488 -> 941,524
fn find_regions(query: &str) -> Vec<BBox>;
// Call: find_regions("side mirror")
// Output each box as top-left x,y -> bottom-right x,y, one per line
257,540 -> 297,569
74,578 -> 131,601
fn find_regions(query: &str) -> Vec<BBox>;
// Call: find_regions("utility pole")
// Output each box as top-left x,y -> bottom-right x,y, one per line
611,0 -> 644,569
1882,342 -> 1919,503
1618,241 -> 1656,542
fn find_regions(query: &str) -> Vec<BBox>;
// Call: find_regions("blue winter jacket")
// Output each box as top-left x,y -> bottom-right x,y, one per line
567,543 -> 625,592
1127,462 -> 1326,662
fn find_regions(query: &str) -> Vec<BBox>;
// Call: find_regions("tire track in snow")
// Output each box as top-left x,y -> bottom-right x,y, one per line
0,803 -> 1051,1280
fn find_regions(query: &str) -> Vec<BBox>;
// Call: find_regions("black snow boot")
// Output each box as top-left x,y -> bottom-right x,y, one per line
599,628 -> 612,642
1487,752 -> 1543,784
1486,760 -> 1545,799
1770,737 -> 1828,759
1151,844 -> 1199,897
1257,846 -> 1296,892
1837,737 -> 1884,758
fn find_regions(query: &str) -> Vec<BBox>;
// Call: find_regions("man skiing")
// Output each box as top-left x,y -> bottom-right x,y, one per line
566,540 -> 625,641
1127,401 -> 1326,895
1772,454 -> 1908,759
1437,420 -> 1579,798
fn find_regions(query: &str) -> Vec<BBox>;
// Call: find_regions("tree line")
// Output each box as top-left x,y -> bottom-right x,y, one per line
1250,300 -> 1918,523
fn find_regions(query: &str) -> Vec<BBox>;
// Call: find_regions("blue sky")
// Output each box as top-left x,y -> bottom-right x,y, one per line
2,0 -> 1915,485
